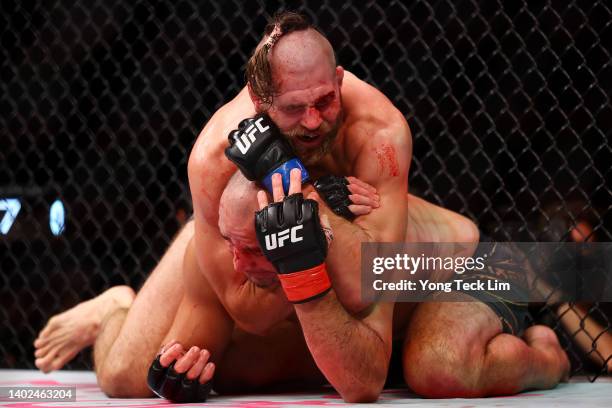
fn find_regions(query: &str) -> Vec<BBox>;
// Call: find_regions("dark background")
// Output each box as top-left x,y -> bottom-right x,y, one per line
1,0 -> 610,378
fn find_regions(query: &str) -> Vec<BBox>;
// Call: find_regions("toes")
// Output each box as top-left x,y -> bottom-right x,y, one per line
35,351 -> 57,373
36,320 -> 71,349
38,316 -> 61,339
50,347 -> 79,371
35,359 -> 50,373
35,329 -> 53,347
34,332 -> 70,358
35,346 -> 49,359
36,342 -> 78,373
34,337 -> 46,348
35,338 -> 63,358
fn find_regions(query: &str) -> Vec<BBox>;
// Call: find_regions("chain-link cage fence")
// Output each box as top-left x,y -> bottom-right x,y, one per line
1,0 -> 611,380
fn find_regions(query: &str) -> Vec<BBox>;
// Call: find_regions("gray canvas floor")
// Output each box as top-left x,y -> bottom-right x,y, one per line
0,369 -> 610,407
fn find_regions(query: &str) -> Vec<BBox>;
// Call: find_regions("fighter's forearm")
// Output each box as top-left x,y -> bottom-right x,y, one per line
293,291 -> 389,403
324,215 -> 375,312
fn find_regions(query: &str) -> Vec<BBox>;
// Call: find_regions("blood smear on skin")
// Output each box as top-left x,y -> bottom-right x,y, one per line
376,144 -> 399,177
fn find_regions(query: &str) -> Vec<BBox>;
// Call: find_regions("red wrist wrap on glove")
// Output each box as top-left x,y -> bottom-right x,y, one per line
278,263 -> 331,303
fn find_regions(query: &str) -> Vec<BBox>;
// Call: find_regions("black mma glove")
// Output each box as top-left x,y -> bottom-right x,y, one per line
255,193 -> 331,303
225,114 -> 309,193
147,355 -> 212,403
313,175 -> 355,221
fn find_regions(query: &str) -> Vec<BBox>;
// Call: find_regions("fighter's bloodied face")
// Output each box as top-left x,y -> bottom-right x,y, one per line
263,30 -> 344,165
268,69 -> 343,165
218,175 -> 278,287
222,230 -> 278,287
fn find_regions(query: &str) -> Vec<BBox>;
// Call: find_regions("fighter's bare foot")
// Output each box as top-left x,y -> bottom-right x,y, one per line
34,285 -> 135,372
523,325 -> 570,387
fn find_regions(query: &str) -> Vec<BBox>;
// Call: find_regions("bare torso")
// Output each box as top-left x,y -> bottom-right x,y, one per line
188,71 -> 477,338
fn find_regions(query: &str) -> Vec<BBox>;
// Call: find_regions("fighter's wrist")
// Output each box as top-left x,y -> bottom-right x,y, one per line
278,262 -> 331,303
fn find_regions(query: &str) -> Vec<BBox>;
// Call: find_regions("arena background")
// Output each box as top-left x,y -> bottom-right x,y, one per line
1,0 -> 610,380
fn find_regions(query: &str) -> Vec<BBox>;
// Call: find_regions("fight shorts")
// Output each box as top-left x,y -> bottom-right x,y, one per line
456,233 -> 533,336
384,233 -> 534,388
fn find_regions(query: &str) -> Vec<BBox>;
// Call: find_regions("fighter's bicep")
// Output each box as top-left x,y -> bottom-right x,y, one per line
351,113 -> 412,179
352,135 -> 410,242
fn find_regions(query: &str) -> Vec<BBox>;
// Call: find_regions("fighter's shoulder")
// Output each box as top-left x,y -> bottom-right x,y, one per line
343,72 -> 411,157
188,88 -> 254,180
189,90 -> 248,164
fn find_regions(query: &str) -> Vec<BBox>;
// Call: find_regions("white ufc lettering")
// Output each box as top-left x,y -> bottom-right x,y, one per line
264,225 -> 303,250
235,117 -> 270,154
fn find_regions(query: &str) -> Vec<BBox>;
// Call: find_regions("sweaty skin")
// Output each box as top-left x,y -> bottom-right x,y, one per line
32,173 -> 469,390
186,27 -> 417,401
31,67 -> 471,397
35,25 -> 567,402
186,29 -> 567,400
189,74 -> 412,324
160,169 -> 387,394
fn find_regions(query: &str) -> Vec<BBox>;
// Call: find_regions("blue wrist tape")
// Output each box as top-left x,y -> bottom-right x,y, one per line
262,158 -> 310,194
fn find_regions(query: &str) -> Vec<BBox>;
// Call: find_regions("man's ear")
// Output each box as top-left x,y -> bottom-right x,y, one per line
247,83 -> 262,112
336,66 -> 344,89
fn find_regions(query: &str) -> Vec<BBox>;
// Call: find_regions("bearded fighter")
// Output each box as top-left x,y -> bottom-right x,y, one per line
34,11 -> 567,402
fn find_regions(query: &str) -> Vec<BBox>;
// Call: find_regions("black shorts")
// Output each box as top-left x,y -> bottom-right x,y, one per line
384,234 -> 534,387
456,234 -> 532,336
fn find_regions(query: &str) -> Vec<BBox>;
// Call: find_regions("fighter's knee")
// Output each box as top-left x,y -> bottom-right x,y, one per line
403,339 -> 481,398
97,361 -> 151,398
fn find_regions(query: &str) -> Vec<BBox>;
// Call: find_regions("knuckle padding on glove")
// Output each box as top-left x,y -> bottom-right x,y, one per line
255,193 -> 328,273
255,193 -> 331,303
238,118 -> 252,129
147,355 -> 212,403
225,115 -> 294,179
313,175 -> 355,220
224,114 -> 310,192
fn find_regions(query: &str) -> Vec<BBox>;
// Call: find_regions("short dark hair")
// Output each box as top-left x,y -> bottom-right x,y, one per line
245,11 -> 318,106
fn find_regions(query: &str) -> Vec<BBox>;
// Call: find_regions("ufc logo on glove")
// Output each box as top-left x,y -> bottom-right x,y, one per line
225,114 -> 310,194
234,117 -> 270,154
255,194 -> 331,303
264,225 -> 303,249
